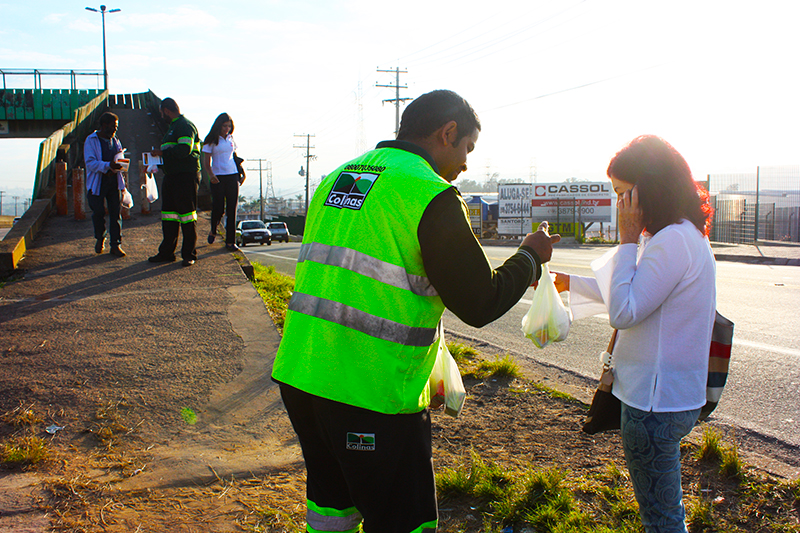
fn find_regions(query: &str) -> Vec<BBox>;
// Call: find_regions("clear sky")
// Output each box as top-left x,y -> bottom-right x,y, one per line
0,0 -> 797,207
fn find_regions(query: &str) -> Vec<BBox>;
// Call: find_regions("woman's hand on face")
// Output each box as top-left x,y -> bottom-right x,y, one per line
618,186 -> 644,244
552,271 -> 570,293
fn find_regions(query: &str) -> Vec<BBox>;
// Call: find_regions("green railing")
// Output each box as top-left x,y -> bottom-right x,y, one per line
0,89 -> 102,121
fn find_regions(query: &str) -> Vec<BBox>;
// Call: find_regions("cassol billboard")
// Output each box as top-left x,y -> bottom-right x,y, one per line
530,182 -> 613,223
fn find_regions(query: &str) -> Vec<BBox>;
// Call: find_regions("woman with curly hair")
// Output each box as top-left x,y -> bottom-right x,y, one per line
554,135 -> 716,532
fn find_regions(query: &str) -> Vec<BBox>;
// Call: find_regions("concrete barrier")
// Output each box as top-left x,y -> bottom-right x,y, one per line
0,191 -> 55,275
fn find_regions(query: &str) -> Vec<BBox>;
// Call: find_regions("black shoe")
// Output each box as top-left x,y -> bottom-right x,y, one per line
226,244 -> 240,252
182,259 -> 196,267
148,254 -> 176,263
95,237 -> 105,254
110,246 -> 127,258
207,234 -> 216,244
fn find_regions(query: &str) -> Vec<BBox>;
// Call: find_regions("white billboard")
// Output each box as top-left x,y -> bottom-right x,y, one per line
530,182 -> 614,224
498,184 -> 533,236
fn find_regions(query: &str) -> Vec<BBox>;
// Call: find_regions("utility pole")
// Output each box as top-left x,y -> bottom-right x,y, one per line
0,191 -> 4,215
247,159 -> 270,220
12,196 -> 20,216
376,67 -> 412,136
294,134 -> 316,214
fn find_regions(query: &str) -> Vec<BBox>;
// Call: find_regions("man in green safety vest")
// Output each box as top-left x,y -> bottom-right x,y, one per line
272,90 -> 560,533
147,97 -> 202,267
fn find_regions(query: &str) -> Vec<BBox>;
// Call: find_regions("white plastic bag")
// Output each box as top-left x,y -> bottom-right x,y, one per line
121,188 -> 134,209
144,174 -> 159,203
428,323 -> 466,417
521,264 -> 572,348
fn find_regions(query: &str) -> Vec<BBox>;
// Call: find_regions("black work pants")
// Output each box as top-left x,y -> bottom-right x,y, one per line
157,171 -> 199,261
210,174 -> 240,245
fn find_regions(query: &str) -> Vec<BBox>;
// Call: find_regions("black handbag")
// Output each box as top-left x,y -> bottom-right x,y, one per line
582,330 -> 620,435
233,152 -> 245,180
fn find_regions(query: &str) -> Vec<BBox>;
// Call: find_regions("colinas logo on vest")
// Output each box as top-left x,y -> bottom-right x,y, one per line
324,171 -> 380,210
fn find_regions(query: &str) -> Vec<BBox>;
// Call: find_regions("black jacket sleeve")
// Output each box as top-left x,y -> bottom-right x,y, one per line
418,187 -> 541,328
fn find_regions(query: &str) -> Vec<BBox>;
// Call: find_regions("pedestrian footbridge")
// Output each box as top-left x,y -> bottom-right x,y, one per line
0,73 -> 175,274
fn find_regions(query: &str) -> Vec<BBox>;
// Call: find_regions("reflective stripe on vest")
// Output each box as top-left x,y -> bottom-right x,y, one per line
289,292 -> 438,347
298,242 -> 438,297
307,501 -> 362,533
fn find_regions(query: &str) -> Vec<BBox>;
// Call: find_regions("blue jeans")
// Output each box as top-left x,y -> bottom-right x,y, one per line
621,403 -> 700,533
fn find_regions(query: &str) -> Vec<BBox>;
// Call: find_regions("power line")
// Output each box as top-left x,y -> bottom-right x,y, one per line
480,63 -> 665,113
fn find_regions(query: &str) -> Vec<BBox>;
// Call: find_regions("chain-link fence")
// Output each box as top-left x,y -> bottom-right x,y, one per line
707,166 -> 800,244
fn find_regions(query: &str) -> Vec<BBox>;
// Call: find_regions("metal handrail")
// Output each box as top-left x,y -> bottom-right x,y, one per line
0,69 -> 104,90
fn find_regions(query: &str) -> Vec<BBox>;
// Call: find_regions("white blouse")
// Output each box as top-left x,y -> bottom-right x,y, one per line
569,219 -> 717,412
202,134 -> 238,176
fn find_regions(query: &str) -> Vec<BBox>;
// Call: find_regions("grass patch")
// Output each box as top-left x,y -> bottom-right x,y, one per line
250,262 -> 295,332
87,399 -> 135,450
1,435 -> 49,466
245,506 -> 304,532
437,451 -> 643,532
3,402 -> 43,427
447,342 -> 479,365
696,427 -> 745,481
465,354 -> 522,380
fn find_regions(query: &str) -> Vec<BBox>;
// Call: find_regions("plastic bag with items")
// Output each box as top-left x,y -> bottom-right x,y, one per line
144,174 -> 159,203
521,264 -> 572,348
428,323 -> 466,417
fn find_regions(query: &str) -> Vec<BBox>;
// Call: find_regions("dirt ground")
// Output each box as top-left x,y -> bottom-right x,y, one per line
2,338 -> 799,532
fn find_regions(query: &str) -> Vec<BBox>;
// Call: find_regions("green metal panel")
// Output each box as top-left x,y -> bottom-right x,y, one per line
43,90 -> 53,120
24,90 -> 34,119
70,90 -> 79,113
4,90 -> 15,120
0,90 -> 6,120
12,90 -> 23,120
60,90 -> 70,120
33,90 -> 43,119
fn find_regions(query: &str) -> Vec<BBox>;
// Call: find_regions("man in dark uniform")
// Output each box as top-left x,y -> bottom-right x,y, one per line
148,97 -> 202,266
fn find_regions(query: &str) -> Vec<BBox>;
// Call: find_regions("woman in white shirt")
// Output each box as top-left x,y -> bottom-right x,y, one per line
554,135 -> 716,533
202,113 -> 245,251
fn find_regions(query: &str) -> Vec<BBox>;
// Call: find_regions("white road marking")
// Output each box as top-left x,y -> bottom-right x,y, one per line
515,302 -> 800,357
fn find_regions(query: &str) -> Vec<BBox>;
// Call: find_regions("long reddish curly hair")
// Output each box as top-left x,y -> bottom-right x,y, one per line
607,135 -> 713,236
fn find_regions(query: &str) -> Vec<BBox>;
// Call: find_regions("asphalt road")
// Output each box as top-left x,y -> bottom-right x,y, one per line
242,242 -> 800,449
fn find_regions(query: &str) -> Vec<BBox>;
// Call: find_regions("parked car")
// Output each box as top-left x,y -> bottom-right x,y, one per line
235,220 -> 271,247
266,221 -> 290,243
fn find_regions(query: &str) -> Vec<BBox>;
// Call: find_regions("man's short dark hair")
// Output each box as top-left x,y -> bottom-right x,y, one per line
396,90 -> 480,144
98,111 -> 118,126
160,97 -> 180,114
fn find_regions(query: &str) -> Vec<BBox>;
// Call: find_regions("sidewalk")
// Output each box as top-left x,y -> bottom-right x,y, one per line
710,240 -> 800,266
0,208 -> 294,531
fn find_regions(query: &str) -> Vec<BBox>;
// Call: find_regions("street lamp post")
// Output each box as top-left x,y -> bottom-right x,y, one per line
85,5 -> 121,91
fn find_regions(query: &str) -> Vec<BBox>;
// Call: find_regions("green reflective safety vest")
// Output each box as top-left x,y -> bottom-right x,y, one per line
272,146 -> 453,414
159,115 -> 201,175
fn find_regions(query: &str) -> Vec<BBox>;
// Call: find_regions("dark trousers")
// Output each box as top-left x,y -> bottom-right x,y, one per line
280,384 -> 438,533
157,171 -> 199,261
87,175 -> 122,248
210,174 -> 240,245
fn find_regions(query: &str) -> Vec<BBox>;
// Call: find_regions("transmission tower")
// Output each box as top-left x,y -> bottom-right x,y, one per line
376,67 -> 412,136
265,160 -> 275,202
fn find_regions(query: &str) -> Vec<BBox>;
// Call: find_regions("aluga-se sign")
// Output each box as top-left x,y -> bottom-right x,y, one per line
530,182 -> 614,224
